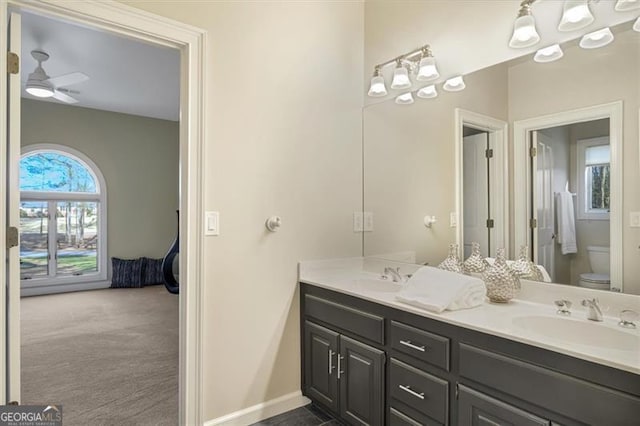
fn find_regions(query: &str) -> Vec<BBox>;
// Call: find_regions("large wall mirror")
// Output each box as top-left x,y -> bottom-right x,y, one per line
362,21 -> 639,295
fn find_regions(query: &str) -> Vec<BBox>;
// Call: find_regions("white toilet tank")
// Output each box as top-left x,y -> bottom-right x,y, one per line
587,246 -> 610,274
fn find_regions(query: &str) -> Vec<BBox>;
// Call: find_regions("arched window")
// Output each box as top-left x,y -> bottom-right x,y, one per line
19,145 -> 107,285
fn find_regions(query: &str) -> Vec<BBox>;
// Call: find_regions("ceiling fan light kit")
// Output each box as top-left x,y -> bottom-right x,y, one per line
24,49 -> 89,104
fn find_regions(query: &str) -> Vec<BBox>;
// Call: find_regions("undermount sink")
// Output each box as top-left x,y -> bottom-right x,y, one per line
354,278 -> 404,294
512,315 -> 639,352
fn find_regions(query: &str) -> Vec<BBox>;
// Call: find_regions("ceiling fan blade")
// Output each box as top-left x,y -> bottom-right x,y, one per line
46,72 -> 89,88
52,90 -> 78,104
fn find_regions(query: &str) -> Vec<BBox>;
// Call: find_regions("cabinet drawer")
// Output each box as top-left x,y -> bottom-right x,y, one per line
390,321 -> 449,371
304,294 -> 384,344
458,385 -> 549,426
389,358 -> 448,424
459,343 -> 640,426
389,407 -> 442,426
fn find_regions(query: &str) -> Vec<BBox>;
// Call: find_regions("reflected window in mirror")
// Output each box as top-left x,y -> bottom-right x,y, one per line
577,137 -> 610,220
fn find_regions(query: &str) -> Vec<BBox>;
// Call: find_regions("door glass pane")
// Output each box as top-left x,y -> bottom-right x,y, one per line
56,201 -> 98,275
20,201 -> 49,279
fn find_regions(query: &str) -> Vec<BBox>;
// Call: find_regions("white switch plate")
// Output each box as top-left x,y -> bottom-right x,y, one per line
205,211 -> 220,236
450,212 -> 457,228
630,212 -> 640,228
353,212 -> 363,232
363,212 -> 374,232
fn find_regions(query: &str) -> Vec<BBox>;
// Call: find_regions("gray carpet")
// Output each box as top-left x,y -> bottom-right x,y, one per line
21,286 -> 178,426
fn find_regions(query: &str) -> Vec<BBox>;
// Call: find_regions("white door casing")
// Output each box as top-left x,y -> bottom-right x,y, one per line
1,1 -> 206,423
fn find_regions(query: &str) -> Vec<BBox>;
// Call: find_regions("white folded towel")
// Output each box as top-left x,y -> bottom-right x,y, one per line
395,266 -> 486,313
557,191 -> 577,255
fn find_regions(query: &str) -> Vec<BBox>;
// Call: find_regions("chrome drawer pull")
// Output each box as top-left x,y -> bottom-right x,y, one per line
398,385 -> 425,400
337,355 -> 344,379
399,340 -> 426,352
328,349 -> 334,375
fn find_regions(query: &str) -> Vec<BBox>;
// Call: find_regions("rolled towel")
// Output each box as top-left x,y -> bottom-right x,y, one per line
395,266 -> 486,313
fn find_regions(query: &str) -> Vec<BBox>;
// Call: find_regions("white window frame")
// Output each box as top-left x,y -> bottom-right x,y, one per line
20,144 -> 108,288
577,136 -> 610,221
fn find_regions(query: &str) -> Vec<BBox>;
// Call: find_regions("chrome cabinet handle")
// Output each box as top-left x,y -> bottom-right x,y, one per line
337,355 -> 344,379
328,349 -> 334,375
399,340 -> 426,352
398,385 -> 425,400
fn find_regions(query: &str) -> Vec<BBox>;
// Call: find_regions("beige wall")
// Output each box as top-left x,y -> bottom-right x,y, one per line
363,63 -> 508,265
119,1 -> 364,421
21,99 -> 179,264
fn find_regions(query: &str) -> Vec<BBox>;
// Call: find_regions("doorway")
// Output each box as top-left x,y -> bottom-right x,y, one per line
1,2 -> 205,424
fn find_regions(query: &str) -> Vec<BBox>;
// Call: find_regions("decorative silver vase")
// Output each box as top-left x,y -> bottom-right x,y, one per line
511,245 -> 544,282
482,248 -> 520,303
438,243 -> 464,273
463,242 -> 489,274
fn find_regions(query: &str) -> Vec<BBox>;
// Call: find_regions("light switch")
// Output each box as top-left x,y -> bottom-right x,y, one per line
205,211 -> 219,236
630,212 -> 640,228
363,212 -> 374,232
353,212 -> 363,232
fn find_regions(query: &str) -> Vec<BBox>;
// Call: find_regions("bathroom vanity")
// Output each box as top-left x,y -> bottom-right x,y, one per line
299,259 -> 640,426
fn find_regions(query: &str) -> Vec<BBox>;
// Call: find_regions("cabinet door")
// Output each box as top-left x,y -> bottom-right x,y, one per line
457,385 -> 549,426
304,321 -> 339,412
339,335 -> 385,426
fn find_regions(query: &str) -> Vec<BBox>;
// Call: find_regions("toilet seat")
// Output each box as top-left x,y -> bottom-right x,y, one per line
579,273 -> 610,290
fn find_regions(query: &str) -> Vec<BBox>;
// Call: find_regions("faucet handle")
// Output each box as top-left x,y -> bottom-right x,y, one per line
619,310 -> 639,329
554,299 -> 572,315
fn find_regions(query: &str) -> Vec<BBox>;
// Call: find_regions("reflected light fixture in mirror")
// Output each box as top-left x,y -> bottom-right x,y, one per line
534,44 -> 564,63
579,27 -> 614,49
416,46 -> 439,81
367,66 -> 387,97
391,60 -> 412,90
417,85 -> 437,99
395,92 -> 414,105
509,0 -> 541,48
443,76 -> 465,92
558,0 -> 595,32
615,0 -> 640,11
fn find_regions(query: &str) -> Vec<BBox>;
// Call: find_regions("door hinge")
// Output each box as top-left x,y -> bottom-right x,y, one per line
486,219 -> 494,229
485,148 -> 494,159
6,226 -> 19,249
530,218 -> 537,229
530,146 -> 537,157
7,52 -> 19,74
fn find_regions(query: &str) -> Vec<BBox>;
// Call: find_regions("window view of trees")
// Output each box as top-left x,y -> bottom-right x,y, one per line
589,164 -> 610,211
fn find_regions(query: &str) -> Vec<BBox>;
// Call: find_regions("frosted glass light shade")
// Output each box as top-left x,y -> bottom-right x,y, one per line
391,65 -> 411,89
558,0 -> 594,32
580,28 -> 614,49
615,0 -> 640,11
443,76 -> 465,92
395,92 -> 414,105
416,57 -> 439,81
417,85 -> 437,99
509,14 -> 540,48
534,44 -> 564,63
634,17 -> 640,32
26,82 -> 54,98
367,75 -> 387,97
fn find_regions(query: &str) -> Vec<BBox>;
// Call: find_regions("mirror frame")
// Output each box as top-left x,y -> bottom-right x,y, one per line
513,101 -> 623,292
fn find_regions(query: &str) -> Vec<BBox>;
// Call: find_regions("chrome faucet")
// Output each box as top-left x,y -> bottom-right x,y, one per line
581,298 -> 603,322
383,267 -> 404,283
554,299 -> 572,316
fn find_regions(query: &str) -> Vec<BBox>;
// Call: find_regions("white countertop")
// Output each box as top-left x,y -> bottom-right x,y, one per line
299,257 -> 640,375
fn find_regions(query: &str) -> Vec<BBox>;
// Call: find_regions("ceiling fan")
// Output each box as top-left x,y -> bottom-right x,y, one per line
25,50 -> 89,104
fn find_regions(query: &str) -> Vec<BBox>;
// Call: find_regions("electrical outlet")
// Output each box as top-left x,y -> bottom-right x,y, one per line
364,212 -> 374,232
631,212 -> 640,228
353,212 -> 364,232
450,212 -> 457,228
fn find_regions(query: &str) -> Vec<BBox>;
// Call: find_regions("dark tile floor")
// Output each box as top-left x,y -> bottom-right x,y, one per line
250,404 -> 339,425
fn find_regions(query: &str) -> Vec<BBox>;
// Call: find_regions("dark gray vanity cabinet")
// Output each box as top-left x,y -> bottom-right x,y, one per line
300,283 -> 640,426
303,320 -> 385,425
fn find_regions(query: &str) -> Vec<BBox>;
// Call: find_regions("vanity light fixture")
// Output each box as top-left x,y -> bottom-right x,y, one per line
416,46 -> 439,81
509,0 -> 541,48
579,27 -> 614,49
367,66 -> 387,97
390,59 -> 412,90
534,44 -> 564,63
443,76 -> 465,92
395,92 -> 414,105
558,0 -> 595,32
417,85 -> 438,99
615,0 -> 640,11
634,16 -> 640,32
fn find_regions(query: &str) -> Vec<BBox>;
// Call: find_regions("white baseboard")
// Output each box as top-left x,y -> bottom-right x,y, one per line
204,391 -> 310,426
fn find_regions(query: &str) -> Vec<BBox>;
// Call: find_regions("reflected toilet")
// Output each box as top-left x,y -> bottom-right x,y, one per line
578,246 -> 610,290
